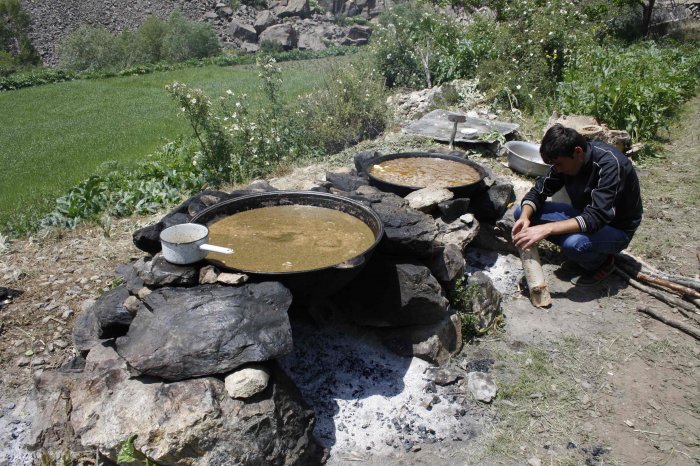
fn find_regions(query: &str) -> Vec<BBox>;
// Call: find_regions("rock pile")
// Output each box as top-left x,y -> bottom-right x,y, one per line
29,151 -> 510,463
21,0 -> 391,66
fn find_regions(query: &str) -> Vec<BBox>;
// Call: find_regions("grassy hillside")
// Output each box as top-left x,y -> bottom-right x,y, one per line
0,59 -> 335,230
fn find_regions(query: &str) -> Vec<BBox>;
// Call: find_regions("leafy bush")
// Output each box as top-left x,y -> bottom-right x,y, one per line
41,140 -> 208,229
557,41 -> 700,140
370,4 -> 488,89
58,11 -> 220,72
168,55 -> 387,183
58,25 -> 121,72
471,0 -> 598,112
161,11 -> 220,63
167,57 -> 306,183
298,57 -> 387,153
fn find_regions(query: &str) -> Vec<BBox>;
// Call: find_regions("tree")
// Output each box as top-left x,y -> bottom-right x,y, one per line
0,0 -> 40,69
614,0 -> 656,36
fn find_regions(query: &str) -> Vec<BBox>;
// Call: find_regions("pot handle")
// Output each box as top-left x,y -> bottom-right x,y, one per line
334,255 -> 365,269
199,244 -> 234,254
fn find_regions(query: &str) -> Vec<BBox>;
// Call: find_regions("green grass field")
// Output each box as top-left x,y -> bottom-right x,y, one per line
0,59 -> 337,232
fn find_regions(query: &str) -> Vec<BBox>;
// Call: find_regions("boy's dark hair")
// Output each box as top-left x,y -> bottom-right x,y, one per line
539,124 -> 587,164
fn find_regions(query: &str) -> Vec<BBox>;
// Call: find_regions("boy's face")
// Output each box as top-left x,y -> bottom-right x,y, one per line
551,146 -> 586,176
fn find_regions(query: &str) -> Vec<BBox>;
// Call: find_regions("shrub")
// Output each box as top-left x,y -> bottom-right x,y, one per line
161,11 -> 220,62
41,140 -> 208,229
370,4 -> 485,89
58,25 -> 121,72
557,41 -> 700,140
297,56 -> 387,153
167,57 -> 302,183
472,0 -> 598,112
137,15 -> 168,63
57,11 -> 220,72
168,55 -> 387,183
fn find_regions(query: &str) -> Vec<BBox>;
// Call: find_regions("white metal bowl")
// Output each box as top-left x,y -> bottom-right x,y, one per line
504,141 -> 551,177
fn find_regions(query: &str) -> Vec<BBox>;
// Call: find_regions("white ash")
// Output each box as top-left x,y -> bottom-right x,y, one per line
278,322 -> 479,459
466,247 -> 522,297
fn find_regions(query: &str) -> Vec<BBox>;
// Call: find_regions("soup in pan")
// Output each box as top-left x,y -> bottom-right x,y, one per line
206,205 -> 375,273
369,157 -> 481,188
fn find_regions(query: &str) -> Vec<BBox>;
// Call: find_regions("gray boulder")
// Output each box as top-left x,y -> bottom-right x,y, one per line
254,10 -> 278,33
297,30 -> 327,51
434,214 -> 480,252
259,23 -> 298,49
340,25 -> 372,45
426,243 -> 466,287
467,371 -> 498,403
72,306 -> 105,354
352,186 -> 437,258
90,285 -> 133,338
29,344 -> 319,465
136,254 -> 199,288
72,285 -> 134,353
333,255 -> 449,327
405,187 -> 454,213
461,272 -> 503,333
353,150 -> 382,175
326,170 -> 368,192
115,283 -> 293,380
438,198 -> 471,223
273,0 -> 310,18
229,19 -> 258,42
468,180 -> 516,222
380,313 -> 462,365
115,262 -> 144,294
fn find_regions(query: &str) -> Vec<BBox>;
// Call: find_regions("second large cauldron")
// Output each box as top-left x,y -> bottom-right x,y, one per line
365,152 -> 489,197
191,191 -> 384,299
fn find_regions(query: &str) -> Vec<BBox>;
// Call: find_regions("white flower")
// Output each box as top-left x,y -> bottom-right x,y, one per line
516,85 -> 522,90
226,89 -> 233,95
191,98 -> 197,104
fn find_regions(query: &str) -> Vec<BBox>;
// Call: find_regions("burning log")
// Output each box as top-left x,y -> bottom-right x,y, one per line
518,246 -> 551,307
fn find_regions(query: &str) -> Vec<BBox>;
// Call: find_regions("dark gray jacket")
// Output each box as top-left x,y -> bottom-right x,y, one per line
522,141 -> 643,237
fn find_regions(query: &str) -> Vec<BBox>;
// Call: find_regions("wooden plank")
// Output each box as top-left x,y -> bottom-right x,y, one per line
402,109 -> 519,144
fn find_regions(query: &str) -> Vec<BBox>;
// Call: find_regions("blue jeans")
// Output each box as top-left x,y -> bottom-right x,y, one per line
514,202 -> 630,271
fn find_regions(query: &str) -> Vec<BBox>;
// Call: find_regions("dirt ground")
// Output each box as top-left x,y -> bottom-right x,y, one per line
0,97 -> 698,465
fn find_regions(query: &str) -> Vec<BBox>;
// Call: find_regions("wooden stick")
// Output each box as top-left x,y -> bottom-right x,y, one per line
616,252 -> 700,291
518,247 -> 552,307
616,261 -> 700,300
637,306 -> 700,341
616,268 -> 700,321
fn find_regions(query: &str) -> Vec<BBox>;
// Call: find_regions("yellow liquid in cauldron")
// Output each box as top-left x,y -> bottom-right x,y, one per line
369,157 -> 481,188
206,205 -> 375,273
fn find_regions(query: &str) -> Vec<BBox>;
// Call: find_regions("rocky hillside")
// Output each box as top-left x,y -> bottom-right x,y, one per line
20,0 -> 397,66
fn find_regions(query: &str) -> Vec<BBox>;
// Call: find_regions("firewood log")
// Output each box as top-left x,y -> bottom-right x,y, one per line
518,246 -> 552,307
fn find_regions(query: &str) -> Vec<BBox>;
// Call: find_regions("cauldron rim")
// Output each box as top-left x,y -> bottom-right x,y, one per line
365,152 -> 488,196
190,190 -> 384,277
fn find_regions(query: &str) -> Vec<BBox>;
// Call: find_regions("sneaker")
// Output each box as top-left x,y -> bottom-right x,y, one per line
570,256 -> 615,287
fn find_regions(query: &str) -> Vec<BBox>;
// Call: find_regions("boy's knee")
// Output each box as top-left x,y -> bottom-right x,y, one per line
561,234 -> 591,254
513,205 -> 522,220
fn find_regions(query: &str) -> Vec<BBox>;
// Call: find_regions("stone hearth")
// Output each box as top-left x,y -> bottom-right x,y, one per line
29,150 -> 508,464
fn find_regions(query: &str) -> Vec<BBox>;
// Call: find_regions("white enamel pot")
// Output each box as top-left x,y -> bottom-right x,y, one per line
159,223 -> 233,265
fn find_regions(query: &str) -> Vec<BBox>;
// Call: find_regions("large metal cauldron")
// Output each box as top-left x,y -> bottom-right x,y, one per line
191,191 -> 384,299
365,152 -> 489,197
